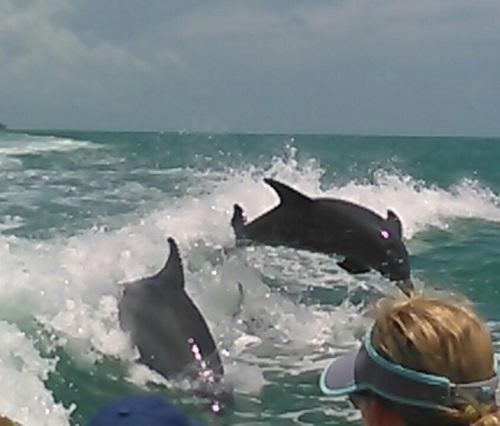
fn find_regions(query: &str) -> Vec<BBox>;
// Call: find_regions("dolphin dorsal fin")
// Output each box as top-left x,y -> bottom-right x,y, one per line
386,210 -> 403,238
157,237 -> 185,290
264,178 -> 312,207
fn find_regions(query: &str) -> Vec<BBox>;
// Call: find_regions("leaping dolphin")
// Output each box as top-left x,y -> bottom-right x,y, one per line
118,238 -> 224,384
231,178 -> 413,294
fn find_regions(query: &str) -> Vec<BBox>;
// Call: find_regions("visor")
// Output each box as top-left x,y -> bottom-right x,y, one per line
320,327 -> 499,410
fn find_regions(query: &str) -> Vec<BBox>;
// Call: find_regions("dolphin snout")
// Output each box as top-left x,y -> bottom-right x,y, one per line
396,278 -> 414,296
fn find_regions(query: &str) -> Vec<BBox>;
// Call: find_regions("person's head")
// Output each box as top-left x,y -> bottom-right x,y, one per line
0,415 -> 22,426
89,394 -> 199,426
320,293 -> 500,426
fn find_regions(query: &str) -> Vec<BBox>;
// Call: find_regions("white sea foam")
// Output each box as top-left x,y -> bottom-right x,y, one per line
0,134 -> 98,156
0,321 -> 71,425
325,170 -> 500,238
214,148 -> 500,239
0,144 -> 499,422
0,215 -> 24,231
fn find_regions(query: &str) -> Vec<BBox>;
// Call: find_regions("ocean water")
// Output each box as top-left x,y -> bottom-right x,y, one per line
0,130 -> 499,425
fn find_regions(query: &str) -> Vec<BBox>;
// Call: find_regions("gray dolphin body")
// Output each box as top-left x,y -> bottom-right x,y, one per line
118,238 -> 223,382
231,178 -> 412,293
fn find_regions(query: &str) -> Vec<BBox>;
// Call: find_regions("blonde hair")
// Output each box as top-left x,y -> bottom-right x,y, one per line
0,416 -> 22,426
370,293 -> 499,426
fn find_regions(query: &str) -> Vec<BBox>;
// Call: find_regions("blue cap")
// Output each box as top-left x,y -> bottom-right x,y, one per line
89,395 -> 197,426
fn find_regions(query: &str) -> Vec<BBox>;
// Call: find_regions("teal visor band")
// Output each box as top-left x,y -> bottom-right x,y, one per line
320,328 -> 499,410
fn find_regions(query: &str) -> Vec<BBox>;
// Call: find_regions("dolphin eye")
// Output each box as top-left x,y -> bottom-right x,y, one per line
380,230 -> 391,240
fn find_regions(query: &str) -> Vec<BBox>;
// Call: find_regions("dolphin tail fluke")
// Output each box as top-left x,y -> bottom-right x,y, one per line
231,204 -> 246,239
157,237 -> 185,289
264,178 -> 312,207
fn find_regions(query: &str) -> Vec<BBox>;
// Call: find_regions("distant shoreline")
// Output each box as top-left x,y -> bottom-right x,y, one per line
2,124 -> 499,139
9,128 -> 499,140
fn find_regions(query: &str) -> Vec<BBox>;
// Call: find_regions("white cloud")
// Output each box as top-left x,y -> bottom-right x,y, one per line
171,0 -> 500,48
1,0 -> 500,133
0,0 -> 186,129
0,0 -> 150,74
175,2 -> 286,38
146,0 -> 500,74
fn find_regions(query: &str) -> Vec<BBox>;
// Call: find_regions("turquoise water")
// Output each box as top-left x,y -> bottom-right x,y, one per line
0,130 -> 499,425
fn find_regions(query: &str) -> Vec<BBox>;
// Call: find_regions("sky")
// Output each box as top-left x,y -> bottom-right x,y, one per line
1,0 -> 499,136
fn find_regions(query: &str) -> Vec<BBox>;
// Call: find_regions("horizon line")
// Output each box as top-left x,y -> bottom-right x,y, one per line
5,127 -> 500,139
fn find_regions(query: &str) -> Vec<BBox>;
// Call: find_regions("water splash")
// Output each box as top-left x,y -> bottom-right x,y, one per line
0,140 -> 499,423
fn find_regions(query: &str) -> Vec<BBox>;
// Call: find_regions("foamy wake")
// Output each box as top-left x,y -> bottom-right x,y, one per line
212,147 -> 500,239
0,144 -> 499,424
0,133 -> 98,157
329,170 -> 500,238
0,321 -> 71,425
